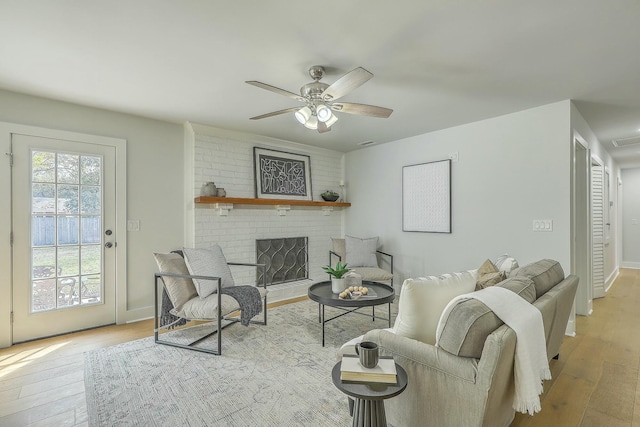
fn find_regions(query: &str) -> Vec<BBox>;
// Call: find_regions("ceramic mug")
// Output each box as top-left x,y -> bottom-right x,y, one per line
355,341 -> 379,368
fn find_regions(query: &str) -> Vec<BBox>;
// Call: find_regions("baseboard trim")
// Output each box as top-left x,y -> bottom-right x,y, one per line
605,268 -> 619,293
621,262 -> 640,269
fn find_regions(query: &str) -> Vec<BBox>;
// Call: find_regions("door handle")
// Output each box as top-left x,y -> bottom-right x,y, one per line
105,242 -> 114,249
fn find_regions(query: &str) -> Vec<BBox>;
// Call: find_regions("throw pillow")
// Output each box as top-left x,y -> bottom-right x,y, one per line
182,245 -> 235,299
393,271 -> 477,345
345,235 -> 378,268
494,254 -> 520,274
475,259 -> 506,290
476,271 -> 507,290
153,252 -> 198,310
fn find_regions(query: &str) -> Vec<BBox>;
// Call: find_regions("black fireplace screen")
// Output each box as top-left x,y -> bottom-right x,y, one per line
256,237 -> 309,285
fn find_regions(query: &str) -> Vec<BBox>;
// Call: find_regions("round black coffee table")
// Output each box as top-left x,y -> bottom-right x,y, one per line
332,361 -> 407,427
308,281 -> 395,346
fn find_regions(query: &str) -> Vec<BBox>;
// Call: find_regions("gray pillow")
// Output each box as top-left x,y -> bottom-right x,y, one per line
153,252 -> 198,309
182,245 -> 235,298
345,235 -> 378,268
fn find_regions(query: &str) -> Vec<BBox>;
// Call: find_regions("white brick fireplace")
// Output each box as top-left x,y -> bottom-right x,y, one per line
184,123 -> 346,302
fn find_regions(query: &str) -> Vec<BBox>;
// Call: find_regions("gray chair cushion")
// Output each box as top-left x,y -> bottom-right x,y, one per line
509,259 -> 565,298
173,287 -> 268,320
345,235 -> 379,268
437,276 -> 536,358
183,245 -> 235,298
153,252 -> 198,310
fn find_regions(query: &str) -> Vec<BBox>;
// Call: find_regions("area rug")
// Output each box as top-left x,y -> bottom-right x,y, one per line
84,298 -> 398,426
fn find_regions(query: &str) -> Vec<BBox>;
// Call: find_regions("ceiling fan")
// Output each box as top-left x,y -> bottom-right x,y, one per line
246,65 -> 393,133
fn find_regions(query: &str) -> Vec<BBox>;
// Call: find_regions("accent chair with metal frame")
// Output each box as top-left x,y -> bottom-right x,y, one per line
153,248 -> 267,355
330,236 -> 394,286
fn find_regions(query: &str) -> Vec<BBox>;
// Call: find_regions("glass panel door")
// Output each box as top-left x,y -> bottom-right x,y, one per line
12,133 -> 116,343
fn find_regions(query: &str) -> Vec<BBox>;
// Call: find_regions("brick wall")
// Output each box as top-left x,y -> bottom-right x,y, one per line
189,125 -> 345,301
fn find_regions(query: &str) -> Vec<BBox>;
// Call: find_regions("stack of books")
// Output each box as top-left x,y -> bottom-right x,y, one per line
340,355 -> 397,384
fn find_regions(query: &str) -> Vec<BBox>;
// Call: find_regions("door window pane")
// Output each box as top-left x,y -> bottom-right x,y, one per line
81,156 -> 101,185
32,151 -> 55,182
58,246 -> 79,277
57,154 -> 79,184
81,216 -> 101,244
32,247 -> 56,279
32,216 -> 55,246
81,245 -> 100,275
80,186 -> 101,214
57,216 -> 79,245
32,279 -> 56,312
32,184 -> 55,214
57,184 -> 79,214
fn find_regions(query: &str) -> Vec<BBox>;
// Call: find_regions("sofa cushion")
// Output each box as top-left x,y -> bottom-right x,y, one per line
509,259 -> 564,298
437,276 -> 536,358
345,235 -> 379,267
393,271 -> 477,345
182,246 -> 235,298
153,252 -> 198,310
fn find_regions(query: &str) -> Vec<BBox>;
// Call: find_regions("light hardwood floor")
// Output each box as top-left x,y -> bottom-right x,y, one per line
0,274 -> 639,426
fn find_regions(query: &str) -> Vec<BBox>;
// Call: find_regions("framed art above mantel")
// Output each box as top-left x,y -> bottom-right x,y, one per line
253,147 -> 312,200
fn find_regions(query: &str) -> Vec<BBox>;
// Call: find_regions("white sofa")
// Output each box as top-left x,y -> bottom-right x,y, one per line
339,259 -> 578,427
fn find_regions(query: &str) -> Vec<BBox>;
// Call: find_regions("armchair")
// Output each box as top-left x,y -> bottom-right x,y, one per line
153,246 -> 268,355
330,236 -> 393,286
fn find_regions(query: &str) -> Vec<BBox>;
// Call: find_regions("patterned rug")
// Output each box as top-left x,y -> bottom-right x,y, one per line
84,298 -> 398,426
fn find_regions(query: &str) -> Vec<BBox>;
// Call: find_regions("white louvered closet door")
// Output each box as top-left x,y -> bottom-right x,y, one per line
591,162 -> 605,299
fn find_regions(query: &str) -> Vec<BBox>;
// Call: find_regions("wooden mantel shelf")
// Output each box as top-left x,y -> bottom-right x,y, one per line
194,196 -> 350,212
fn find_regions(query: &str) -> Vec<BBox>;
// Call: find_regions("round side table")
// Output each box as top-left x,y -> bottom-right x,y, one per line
332,361 -> 408,427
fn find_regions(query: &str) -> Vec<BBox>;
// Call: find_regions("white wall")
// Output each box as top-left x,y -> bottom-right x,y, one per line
186,124 -> 346,301
0,89 -> 184,346
344,101 -> 572,285
621,167 -> 640,268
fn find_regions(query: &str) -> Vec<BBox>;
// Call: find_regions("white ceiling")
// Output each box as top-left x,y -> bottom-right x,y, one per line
1,1 -> 640,164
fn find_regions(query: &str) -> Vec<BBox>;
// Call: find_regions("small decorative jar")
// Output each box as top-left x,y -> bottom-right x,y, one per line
202,182 -> 217,196
344,270 -> 362,289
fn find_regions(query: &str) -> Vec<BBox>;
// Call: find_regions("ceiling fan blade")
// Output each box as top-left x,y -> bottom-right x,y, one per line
246,81 -> 305,102
321,67 -> 373,101
250,107 -> 300,120
317,121 -> 331,133
331,102 -> 393,118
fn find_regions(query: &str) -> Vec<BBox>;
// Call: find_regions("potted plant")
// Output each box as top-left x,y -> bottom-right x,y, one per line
321,190 -> 340,202
323,261 -> 349,293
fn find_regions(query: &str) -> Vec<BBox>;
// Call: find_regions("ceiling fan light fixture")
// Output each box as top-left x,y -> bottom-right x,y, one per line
294,106 -> 312,124
303,115 -> 318,130
316,104 -> 332,122
324,114 -> 338,128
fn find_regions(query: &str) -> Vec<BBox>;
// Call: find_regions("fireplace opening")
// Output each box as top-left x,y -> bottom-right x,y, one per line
256,237 -> 309,286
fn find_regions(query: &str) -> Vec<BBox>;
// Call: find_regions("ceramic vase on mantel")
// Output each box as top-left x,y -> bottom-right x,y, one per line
331,277 -> 346,294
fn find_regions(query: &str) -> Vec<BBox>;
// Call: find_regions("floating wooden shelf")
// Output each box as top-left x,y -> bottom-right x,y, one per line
194,196 -> 350,208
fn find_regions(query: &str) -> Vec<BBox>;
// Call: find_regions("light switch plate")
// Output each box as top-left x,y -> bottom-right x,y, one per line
127,220 -> 140,232
533,219 -> 553,232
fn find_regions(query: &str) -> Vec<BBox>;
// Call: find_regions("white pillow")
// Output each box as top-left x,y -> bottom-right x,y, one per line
182,246 -> 235,299
494,254 -> 519,274
393,271 -> 477,345
345,235 -> 378,268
